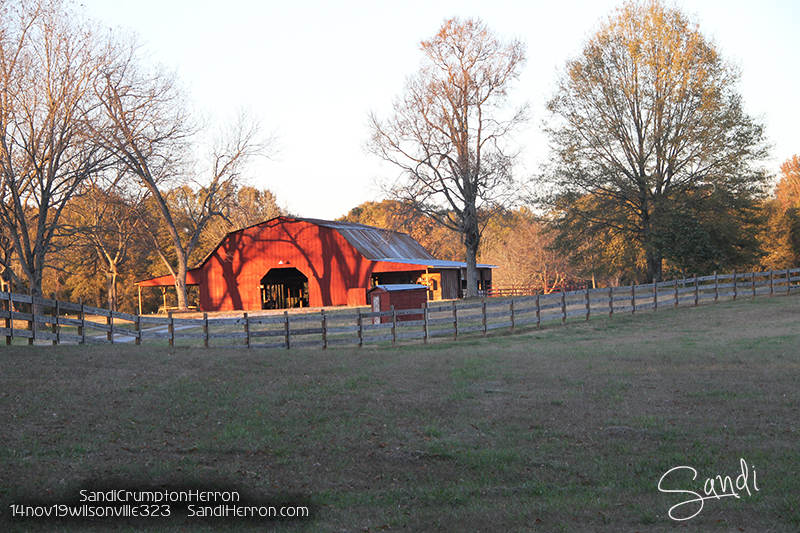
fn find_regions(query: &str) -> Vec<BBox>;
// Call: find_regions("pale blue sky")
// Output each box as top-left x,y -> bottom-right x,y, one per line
80,0 -> 800,219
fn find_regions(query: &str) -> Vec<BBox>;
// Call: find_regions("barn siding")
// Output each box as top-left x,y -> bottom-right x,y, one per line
199,219 -> 377,311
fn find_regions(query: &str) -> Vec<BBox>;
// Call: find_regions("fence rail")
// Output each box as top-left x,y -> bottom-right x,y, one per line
3,269 -> 799,349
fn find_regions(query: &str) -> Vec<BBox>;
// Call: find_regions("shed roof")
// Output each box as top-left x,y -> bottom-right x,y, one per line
368,284 -> 429,293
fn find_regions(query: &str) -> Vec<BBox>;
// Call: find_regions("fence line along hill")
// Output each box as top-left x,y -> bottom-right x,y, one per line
2,268 -> 799,349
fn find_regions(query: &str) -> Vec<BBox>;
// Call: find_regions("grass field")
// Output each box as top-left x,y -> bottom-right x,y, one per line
1,294 -> 799,532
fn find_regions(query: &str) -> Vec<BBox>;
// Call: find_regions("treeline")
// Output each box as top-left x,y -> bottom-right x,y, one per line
341,155 -> 800,292
0,0 -> 281,313
1,184 -> 284,314
339,201 -> 581,293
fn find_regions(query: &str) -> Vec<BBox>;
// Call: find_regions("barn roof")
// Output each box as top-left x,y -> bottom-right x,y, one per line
299,218 -> 436,261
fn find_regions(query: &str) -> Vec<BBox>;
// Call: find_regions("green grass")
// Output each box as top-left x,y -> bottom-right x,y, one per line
1,295 -> 799,531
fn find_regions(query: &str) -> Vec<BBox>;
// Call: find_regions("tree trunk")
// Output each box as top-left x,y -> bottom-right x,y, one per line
644,243 -> 663,283
642,204 -> 662,283
106,269 -> 118,312
461,183 -> 483,299
465,243 -> 479,299
174,260 -> 189,311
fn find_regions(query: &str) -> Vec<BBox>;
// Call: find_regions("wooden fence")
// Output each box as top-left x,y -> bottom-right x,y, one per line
2,268 -> 799,350
487,283 -> 586,298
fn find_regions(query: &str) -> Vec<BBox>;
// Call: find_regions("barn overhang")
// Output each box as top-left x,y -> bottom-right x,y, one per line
136,269 -> 202,287
371,258 -> 496,272
370,259 -> 495,301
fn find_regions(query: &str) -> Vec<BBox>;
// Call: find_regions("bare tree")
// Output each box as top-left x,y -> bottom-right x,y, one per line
96,54 -> 271,310
367,17 -> 528,298
0,0 -> 115,298
61,176 -> 143,311
481,209 -> 575,293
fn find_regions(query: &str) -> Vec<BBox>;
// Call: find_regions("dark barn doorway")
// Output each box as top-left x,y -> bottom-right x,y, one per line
260,268 -> 309,309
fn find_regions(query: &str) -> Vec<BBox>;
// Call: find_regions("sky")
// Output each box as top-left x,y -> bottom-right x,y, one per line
79,0 -> 800,220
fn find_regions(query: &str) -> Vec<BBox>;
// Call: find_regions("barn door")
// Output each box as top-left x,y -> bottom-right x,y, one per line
260,268 -> 309,309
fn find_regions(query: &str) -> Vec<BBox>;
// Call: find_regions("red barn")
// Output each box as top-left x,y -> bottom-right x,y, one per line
137,217 -> 493,312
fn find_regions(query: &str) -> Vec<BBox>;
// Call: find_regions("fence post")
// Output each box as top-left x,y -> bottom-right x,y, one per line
586,286 -> 591,321
769,270 -> 774,298
733,270 -> 737,301
714,271 -> 718,303
653,281 -> 658,312
53,299 -> 59,346
168,310 -> 174,347
631,282 -> 635,315
674,277 -> 679,308
510,299 -> 516,333
787,268 -> 792,294
244,312 -> 250,349
284,311 -> 291,349
28,297 -> 34,346
78,298 -> 85,345
482,300 -> 488,337
608,286 -> 613,317
135,314 -> 142,346
452,300 -> 458,340
423,302 -> 429,344
536,293 -> 541,328
3,292 -> 10,345
561,289 -> 566,325
356,311 -> 363,348
107,313 -> 113,344
390,306 -> 396,345
201,313 -> 208,348
694,274 -> 699,306
321,309 -> 328,350
751,271 -> 756,299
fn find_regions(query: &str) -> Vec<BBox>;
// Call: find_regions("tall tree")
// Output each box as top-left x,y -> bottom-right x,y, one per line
367,17 -> 528,298
0,0 -> 115,298
97,50 -> 270,310
544,0 -> 769,282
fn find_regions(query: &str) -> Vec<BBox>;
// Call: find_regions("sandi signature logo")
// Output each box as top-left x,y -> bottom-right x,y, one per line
658,458 -> 759,521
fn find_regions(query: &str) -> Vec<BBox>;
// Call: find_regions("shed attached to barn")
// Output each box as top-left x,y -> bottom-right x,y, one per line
136,217 -> 493,312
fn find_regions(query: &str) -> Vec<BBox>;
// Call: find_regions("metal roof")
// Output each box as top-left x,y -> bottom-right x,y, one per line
302,218 -> 495,269
379,258 -> 496,269
301,218 -> 437,261
368,284 -> 429,292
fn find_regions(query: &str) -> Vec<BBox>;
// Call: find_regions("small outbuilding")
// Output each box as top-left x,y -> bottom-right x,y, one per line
368,284 -> 428,323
